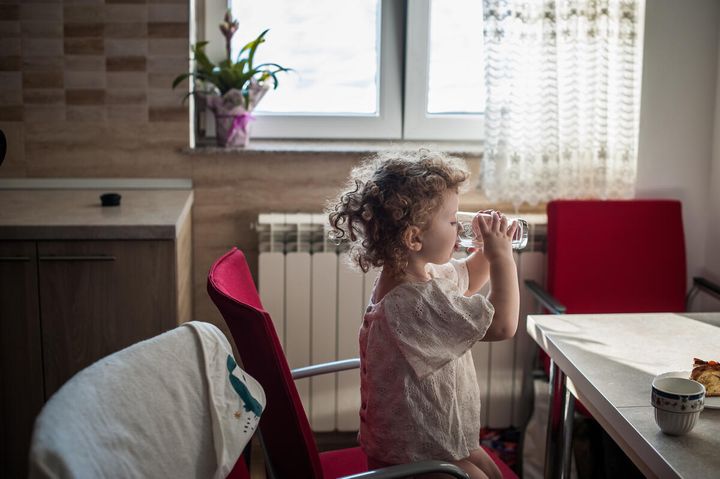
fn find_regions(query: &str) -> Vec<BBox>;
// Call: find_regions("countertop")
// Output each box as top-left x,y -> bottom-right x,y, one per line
0,181 -> 193,240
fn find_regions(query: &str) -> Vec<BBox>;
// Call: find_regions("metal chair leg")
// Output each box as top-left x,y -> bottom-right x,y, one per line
544,360 -> 564,479
559,386 -> 575,479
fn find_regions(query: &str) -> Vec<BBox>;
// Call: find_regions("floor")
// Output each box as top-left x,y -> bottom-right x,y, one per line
523,378 -> 644,479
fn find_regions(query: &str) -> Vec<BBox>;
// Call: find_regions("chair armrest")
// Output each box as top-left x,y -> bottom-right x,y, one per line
338,460 -> 470,479
686,276 -> 720,310
693,276 -> 720,299
291,358 -> 360,380
524,280 -> 566,315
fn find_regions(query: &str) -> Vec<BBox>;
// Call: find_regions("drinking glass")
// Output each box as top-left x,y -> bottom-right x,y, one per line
456,211 -> 529,250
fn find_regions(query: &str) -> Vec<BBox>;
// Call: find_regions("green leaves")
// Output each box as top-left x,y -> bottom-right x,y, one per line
171,28 -> 290,100
255,63 -> 293,89
171,72 -> 192,89
242,29 -> 268,71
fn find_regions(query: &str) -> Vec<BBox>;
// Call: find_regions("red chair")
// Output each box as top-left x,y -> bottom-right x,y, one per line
525,199 -> 720,477
527,199 -> 720,371
207,247 -> 518,479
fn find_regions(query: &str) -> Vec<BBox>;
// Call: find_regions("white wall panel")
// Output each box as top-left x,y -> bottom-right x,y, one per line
285,252 -> 312,414
336,255 -> 364,431
310,252 -> 339,431
258,252 -> 285,348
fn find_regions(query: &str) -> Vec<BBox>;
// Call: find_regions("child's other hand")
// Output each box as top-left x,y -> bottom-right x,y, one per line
477,211 -> 517,262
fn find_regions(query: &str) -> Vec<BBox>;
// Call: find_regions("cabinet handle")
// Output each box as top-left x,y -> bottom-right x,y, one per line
39,255 -> 116,262
0,256 -> 31,262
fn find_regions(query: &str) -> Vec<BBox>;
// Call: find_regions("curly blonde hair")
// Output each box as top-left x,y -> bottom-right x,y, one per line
326,149 -> 470,275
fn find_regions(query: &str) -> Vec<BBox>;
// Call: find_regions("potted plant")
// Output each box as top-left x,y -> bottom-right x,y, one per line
173,11 -> 290,147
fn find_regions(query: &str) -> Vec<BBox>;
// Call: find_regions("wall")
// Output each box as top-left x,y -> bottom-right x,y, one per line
0,0 -> 193,181
0,0 -> 207,320
705,10 -> 720,309
0,5 -> 491,330
636,0 -> 720,306
1,0 -> 719,329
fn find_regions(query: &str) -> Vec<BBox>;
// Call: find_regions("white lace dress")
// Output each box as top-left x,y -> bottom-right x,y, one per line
358,259 -> 495,464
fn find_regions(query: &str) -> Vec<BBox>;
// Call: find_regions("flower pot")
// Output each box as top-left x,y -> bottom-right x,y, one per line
214,112 -> 252,147
205,84 -> 269,148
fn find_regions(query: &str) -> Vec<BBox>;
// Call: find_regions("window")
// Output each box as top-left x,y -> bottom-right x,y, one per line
404,0 -> 485,140
231,0 -> 381,115
208,0 -> 485,141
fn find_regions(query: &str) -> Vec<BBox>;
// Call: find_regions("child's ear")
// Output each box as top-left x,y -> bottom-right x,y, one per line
403,226 -> 423,252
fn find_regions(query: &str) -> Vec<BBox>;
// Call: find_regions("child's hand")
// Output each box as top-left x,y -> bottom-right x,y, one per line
476,211 -> 518,262
478,210 -> 521,341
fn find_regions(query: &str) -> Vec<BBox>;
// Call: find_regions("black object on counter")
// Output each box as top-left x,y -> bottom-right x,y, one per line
100,192 -> 122,207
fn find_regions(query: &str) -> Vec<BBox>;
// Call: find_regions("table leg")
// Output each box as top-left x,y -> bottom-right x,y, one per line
559,386 -> 575,479
544,360 -> 564,479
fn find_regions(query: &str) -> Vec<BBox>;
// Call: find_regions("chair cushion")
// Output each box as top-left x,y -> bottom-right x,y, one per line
484,446 -> 518,479
319,446 -> 518,479
320,447 -> 367,478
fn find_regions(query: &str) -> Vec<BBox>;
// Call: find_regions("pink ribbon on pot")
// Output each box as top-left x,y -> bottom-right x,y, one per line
229,112 -> 255,137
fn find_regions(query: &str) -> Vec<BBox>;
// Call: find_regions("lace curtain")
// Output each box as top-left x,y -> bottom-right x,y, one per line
480,0 -> 643,207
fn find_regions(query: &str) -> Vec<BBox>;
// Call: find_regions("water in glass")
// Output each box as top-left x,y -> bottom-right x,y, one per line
456,211 -> 529,250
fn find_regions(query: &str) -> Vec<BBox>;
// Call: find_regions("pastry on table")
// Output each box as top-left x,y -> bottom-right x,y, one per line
691,358 -> 720,397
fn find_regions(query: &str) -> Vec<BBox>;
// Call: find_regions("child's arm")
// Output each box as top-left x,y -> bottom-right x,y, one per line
465,251 -> 490,296
477,212 -> 520,341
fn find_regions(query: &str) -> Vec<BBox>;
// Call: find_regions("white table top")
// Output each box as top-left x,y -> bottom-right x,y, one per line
527,312 -> 720,479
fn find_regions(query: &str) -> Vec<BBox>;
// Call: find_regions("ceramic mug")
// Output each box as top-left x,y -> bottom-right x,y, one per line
651,376 -> 705,435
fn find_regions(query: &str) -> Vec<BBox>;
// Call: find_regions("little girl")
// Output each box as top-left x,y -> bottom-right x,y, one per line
327,150 -> 519,479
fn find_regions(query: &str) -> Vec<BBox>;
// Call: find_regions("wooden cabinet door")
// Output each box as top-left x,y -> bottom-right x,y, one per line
38,240 -> 176,397
0,242 -> 44,479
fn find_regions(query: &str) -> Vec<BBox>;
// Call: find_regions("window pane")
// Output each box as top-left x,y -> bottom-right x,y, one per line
427,0 -> 485,115
229,0 -> 380,115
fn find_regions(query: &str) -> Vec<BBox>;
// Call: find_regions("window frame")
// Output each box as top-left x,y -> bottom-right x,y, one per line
203,0 -> 485,142
403,0 -> 485,141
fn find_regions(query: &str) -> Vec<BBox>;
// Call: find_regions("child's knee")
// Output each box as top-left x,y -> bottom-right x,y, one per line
469,449 -> 503,479
455,458 -> 491,479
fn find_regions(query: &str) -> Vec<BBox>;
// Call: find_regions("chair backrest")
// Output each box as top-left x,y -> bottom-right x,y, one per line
546,199 -> 687,313
29,322 -> 257,479
207,248 -> 324,478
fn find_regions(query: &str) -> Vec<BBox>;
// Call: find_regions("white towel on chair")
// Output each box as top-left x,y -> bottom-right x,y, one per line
29,321 -> 265,479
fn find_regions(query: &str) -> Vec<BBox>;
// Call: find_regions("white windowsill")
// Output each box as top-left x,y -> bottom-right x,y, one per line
182,139 -> 485,156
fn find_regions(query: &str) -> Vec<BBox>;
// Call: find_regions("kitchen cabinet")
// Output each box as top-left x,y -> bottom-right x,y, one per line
0,184 -> 193,478
0,242 -> 43,479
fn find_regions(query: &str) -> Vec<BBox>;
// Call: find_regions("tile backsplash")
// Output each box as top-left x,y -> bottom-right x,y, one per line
0,0 -> 189,124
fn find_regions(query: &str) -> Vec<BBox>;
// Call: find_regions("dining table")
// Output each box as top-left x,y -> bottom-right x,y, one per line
527,312 -> 720,479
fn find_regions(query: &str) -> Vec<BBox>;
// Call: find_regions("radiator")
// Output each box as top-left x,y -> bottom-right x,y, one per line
256,213 -> 546,432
